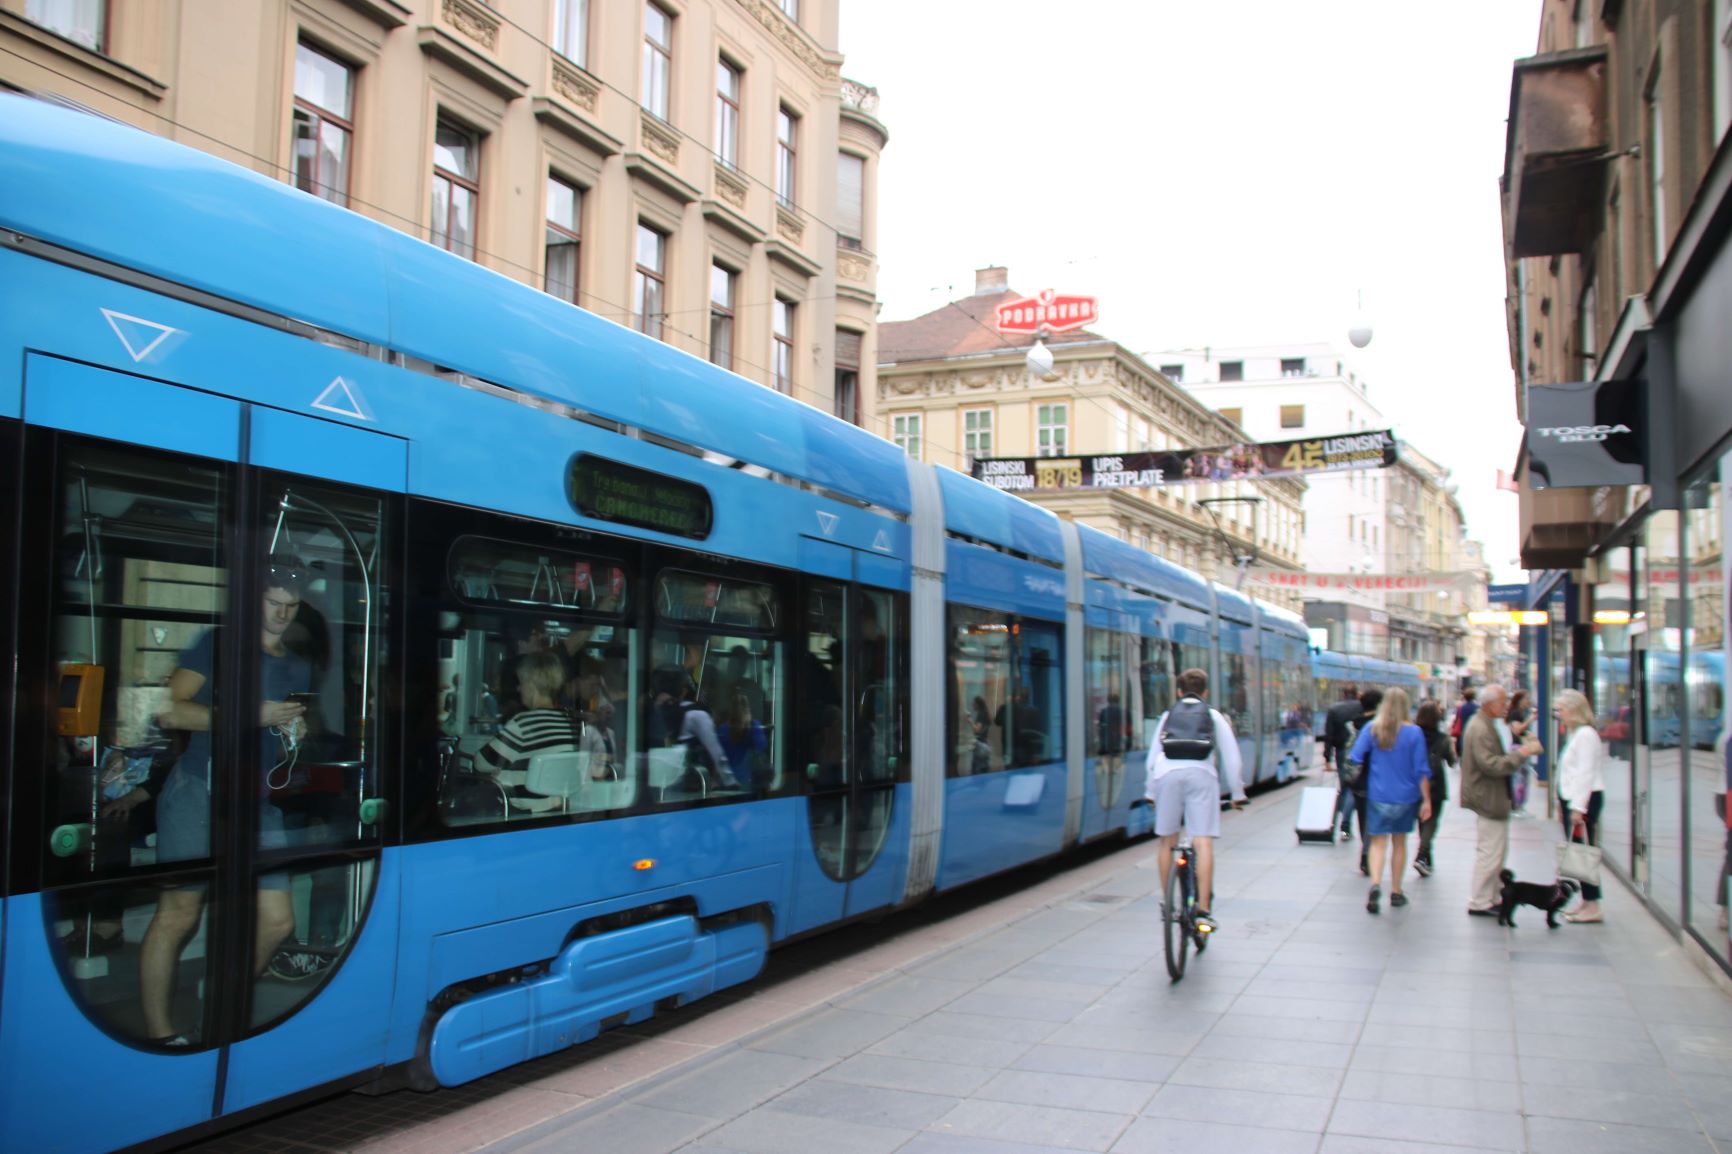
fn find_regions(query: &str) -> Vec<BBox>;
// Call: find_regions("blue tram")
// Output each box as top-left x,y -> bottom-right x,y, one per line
0,96 -> 1382,1153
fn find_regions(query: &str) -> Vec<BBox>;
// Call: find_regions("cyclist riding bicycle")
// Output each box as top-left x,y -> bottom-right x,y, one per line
1145,667 -> 1246,933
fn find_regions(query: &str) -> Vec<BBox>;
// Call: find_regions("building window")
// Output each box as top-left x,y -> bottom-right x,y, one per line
1647,68 -> 1667,268
1280,357 -> 1305,376
708,263 -> 735,369
1219,360 -> 1244,382
554,0 -> 588,68
643,3 -> 672,121
715,59 -> 741,169
892,413 -> 921,459
1037,403 -> 1068,457
1219,407 -> 1243,426
25,0 -> 102,52
1280,404 -> 1305,428
777,0 -> 799,19
837,152 -> 865,249
1578,273 -> 1598,375
772,298 -> 795,394
544,176 -> 581,303
963,408 -> 993,466
291,41 -> 354,207
776,106 -> 799,207
633,222 -> 666,339
431,118 -> 479,260
1159,363 -> 1184,382
835,330 -> 862,424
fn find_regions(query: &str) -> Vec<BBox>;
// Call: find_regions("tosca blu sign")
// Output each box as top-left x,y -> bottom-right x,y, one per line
972,430 -> 1398,492
994,289 -> 1099,334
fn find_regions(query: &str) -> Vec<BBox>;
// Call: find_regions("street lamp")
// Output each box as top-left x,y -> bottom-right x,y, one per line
1196,496 -> 1262,590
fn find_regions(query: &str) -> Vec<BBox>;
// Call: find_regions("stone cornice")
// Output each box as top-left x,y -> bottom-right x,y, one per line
731,0 -> 842,81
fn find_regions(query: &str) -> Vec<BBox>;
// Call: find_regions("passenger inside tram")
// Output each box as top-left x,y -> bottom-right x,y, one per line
139,556 -> 313,1044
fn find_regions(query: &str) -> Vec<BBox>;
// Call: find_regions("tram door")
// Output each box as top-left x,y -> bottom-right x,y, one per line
1,357 -> 402,1153
788,578 -> 908,934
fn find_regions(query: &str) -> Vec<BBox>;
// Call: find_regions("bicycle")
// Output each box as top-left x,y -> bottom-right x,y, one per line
1163,831 -> 1213,982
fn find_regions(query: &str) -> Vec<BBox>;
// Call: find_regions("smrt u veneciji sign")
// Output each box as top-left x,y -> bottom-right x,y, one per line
994,289 -> 1099,334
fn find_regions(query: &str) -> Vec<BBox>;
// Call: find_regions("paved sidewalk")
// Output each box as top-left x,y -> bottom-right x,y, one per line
195,774 -> 1732,1154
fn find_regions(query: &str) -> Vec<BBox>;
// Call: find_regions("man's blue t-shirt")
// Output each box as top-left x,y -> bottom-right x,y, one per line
176,629 -> 312,776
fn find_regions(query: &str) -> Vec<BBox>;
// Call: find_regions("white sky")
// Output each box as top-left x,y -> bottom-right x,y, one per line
842,0 -> 1544,583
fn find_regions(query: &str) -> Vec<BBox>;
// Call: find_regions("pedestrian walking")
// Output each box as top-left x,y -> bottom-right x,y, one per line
1323,685 -> 1362,841
1451,686 -> 1478,760
1413,698 -> 1454,877
1507,689 -> 1536,815
1348,687 -> 1433,914
1462,686 -> 1543,918
1343,689 -> 1382,874
1553,689 -> 1606,924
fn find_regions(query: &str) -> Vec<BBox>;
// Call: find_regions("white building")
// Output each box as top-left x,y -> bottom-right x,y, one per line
1154,343 -> 1483,681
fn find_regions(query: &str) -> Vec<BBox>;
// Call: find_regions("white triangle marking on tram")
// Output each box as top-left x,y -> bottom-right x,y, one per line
872,530 -> 891,552
100,308 -> 179,363
312,376 -> 374,421
817,511 -> 839,536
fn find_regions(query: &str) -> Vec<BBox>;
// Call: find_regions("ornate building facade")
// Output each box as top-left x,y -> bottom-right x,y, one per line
0,0 -> 886,416
875,268 -> 1306,610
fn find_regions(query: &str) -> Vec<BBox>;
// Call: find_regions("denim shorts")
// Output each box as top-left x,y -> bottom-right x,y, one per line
1367,800 -> 1419,836
156,762 -> 291,892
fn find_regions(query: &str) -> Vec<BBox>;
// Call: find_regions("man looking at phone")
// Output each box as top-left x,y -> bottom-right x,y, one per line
139,555 -> 313,1044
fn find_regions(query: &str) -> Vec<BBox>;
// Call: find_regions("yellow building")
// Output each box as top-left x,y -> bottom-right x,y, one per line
1,0 -> 886,416
877,268 -> 1306,609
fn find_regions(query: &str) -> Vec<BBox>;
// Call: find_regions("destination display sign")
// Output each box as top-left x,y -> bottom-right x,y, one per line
566,454 -> 713,540
971,430 -> 1398,492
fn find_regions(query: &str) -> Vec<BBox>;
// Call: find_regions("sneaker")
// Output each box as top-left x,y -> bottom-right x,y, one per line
267,945 -> 337,982
1390,892 -> 1409,908
1414,859 -> 1432,878
1193,909 -> 1216,934
1367,886 -> 1381,915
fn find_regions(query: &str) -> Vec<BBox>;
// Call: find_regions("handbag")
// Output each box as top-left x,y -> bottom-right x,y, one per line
1556,837 -> 1603,888
1339,756 -> 1365,791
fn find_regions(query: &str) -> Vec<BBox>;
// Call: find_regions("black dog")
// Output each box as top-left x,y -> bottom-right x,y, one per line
1497,869 -> 1580,928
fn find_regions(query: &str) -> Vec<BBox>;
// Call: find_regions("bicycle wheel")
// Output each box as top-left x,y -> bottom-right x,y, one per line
1163,853 -> 1191,981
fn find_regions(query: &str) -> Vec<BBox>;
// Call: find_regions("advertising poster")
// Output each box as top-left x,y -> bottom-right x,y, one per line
972,430 -> 1398,493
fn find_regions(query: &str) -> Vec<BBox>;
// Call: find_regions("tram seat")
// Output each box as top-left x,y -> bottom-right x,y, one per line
509,752 -> 588,815
648,747 -> 688,799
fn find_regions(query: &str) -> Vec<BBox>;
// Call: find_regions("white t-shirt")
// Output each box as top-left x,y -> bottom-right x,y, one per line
1143,699 -> 1246,801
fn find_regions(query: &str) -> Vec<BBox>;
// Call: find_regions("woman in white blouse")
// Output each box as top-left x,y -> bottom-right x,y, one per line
1554,689 -> 1606,923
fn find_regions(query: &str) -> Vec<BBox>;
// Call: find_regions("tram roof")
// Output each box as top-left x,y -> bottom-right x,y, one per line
0,96 -> 912,515
1073,524 -> 1214,609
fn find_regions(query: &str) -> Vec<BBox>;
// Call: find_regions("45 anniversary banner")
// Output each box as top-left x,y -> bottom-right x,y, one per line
972,430 -> 1398,491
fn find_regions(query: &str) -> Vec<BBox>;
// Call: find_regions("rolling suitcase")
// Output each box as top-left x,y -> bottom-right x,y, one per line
1295,785 -> 1339,844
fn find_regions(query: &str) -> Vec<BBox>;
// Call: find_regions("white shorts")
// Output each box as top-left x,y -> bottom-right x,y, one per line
1153,764 -> 1220,839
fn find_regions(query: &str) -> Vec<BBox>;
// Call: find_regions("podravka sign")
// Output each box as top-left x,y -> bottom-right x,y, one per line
994,289 -> 1099,334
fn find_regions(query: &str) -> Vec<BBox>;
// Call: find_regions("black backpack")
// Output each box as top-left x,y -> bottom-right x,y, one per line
1160,697 -> 1216,762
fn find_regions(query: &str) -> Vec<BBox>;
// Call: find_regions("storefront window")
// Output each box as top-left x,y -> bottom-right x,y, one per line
1684,462 -> 1730,965
1643,511 -> 1684,922
1592,545 -> 1635,879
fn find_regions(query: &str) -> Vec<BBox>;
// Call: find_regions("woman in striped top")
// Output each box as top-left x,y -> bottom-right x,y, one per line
480,650 -> 579,775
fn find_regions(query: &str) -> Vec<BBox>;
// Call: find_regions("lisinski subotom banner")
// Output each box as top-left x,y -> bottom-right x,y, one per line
971,430 -> 1399,492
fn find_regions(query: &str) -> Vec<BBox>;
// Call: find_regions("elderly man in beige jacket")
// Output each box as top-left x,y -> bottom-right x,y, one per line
1460,685 -> 1543,916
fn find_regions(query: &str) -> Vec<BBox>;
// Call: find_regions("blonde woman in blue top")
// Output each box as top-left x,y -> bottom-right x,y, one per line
1348,686 -> 1434,915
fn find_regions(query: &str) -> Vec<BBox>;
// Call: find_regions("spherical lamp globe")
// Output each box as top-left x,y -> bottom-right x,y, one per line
1347,319 -> 1373,349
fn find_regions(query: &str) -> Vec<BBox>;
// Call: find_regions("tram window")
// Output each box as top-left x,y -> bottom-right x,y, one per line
645,569 -> 782,803
41,439 -> 227,1047
948,606 -> 1064,775
853,587 -> 907,787
655,569 -> 776,631
950,606 -> 1008,776
1086,628 -> 1139,808
1139,636 -> 1175,749
1222,650 -> 1253,734
437,536 -> 637,826
450,536 -> 627,614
